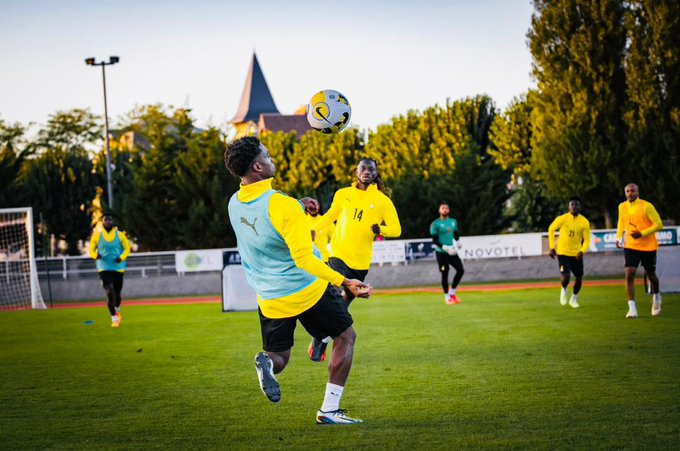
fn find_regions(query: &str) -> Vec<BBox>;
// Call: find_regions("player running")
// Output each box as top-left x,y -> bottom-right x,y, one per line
547,197 -> 591,308
307,158 -> 401,362
615,183 -> 663,318
430,202 -> 465,304
89,210 -> 130,328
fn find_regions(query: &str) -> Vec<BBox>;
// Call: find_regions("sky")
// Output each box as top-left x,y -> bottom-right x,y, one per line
0,0 -> 536,134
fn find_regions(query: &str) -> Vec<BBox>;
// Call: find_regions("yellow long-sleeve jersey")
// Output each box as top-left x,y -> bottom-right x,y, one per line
313,183 -> 401,270
616,199 -> 663,251
548,213 -> 591,257
307,214 -> 334,262
236,179 -> 345,318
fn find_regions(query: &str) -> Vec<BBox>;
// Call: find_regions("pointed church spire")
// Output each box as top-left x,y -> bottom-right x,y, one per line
230,52 -> 279,123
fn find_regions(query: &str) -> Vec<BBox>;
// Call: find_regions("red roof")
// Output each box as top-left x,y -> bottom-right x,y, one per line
258,113 -> 313,136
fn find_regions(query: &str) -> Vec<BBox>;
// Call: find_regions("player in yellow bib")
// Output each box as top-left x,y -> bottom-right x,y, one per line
547,197 -> 591,308
307,158 -> 402,361
88,211 -> 131,328
615,183 -> 663,318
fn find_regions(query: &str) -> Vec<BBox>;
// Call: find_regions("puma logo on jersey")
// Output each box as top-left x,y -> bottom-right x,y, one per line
240,217 -> 258,235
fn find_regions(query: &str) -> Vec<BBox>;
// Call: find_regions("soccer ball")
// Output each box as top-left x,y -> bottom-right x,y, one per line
306,89 -> 352,134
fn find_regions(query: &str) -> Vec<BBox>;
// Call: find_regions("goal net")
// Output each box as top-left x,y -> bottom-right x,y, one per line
0,207 -> 46,310
221,264 -> 257,312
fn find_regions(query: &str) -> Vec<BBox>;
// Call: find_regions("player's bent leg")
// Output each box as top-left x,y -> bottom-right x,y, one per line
624,267 -> 638,318
647,270 -> 662,316
569,273 -> 582,308
560,274 -> 570,306
308,336 -> 328,362
328,326 -> 355,387
317,326 -> 361,425
254,351 -> 282,403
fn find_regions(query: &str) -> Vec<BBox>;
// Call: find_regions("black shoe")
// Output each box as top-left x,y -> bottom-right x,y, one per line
254,352 -> 280,403
308,337 -> 328,362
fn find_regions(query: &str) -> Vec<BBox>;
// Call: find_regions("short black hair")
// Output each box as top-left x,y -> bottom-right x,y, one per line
569,196 -> 581,203
225,136 -> 262,177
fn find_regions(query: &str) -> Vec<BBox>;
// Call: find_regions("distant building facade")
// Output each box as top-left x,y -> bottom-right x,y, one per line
230,52 -> 312,139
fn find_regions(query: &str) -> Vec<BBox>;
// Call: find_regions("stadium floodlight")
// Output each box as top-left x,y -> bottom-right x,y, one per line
85,56 -> 120,209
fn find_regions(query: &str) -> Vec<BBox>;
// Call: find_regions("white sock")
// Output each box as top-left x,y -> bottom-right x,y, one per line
653,293 -> 661,302
628,300 -> 637,311
322,336 -> 331,344
571,293 -> 578,301
450,288 -> 456,295
320,383 -> 344,413
115,307 -> 120,313
111,315 -> 118,323
561,287 -> 568,295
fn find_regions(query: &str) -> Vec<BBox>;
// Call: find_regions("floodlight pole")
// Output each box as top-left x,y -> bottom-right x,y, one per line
85,56 -> 119,209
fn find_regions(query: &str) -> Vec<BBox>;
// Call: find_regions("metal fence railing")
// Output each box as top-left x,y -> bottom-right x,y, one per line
36,251 -> 182,280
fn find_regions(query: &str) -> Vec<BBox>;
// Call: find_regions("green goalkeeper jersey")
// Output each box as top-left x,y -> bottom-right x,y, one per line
430,217 -> 458,253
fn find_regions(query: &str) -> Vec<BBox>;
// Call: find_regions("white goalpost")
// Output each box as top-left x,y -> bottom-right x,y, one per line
0,207 -> 46,310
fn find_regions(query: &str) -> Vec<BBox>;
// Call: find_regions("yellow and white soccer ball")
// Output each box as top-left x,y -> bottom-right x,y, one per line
306,89 -> 352,134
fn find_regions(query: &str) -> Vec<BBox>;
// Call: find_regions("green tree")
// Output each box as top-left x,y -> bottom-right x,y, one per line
19,110 -> 101,254
261,128 -> 365,211
118,106 -> 239,250
489,92 -> 536,179
364,95 -> 509,237
623,0 -> 680,221
528,0 -> 628,227
0,118 -> 30,207
21,148 -> 96,255
174,127 -> 236,248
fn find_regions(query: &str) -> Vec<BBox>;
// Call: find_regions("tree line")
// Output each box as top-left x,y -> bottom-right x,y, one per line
1,0 -> 677,255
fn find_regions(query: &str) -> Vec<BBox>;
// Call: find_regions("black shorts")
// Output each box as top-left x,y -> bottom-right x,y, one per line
624,249 -> 657,272
327,257 -> 368,302
258,284 -> 353,353
557,255 -> 584,277
435,251 -> 464,272
99,271 -> 124,292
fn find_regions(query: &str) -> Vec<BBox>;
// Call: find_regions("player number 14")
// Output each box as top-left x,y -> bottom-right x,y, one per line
353,208 -> 363,221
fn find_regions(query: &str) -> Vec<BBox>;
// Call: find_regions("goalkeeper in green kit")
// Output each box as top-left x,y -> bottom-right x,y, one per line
430,203 -> 464,304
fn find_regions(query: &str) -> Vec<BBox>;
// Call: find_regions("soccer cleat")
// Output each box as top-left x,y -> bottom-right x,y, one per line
652,295 -> 662,317
316,409 -> 363,425
569,297 -> 580,309
116,311 -> 122,324
254,352 -> 280,403
308,338 -> 328,362
446,294 -> 461,305
111,321 -> 120,328
625,309 -> 638,319
560,290 -> 568,306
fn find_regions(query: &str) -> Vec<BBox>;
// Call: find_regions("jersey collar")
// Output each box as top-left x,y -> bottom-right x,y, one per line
238,178 -> 273,202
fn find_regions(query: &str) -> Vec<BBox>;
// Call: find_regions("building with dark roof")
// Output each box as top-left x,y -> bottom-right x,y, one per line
230,52 -> 312,138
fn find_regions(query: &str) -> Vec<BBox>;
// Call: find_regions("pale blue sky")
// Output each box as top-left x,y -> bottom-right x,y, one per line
0,0 -> 535,133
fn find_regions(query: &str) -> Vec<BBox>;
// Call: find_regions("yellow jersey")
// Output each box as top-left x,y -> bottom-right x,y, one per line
88,226 -> 131,266
236,179 -> 345,318
547,213 -> 591,257
307,214 -> 334,262
616,199 -> 662,251
313,183 -> 401,270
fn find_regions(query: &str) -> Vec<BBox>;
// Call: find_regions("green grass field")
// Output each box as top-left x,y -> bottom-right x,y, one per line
1,284 -> 679,449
